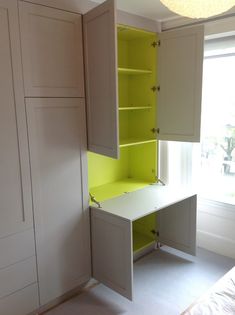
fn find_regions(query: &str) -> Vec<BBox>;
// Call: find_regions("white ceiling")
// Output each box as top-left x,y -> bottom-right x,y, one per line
91,0 -> 177,21
91,0 -> 235,25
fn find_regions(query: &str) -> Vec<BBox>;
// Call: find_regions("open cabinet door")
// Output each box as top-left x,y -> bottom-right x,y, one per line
157,25 -> 204,142
91,208 -> 133,300
83,0 -> 119,159
158,195 -> 197,256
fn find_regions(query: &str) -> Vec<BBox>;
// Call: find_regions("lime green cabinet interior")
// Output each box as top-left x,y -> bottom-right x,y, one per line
88,25 -> 158,256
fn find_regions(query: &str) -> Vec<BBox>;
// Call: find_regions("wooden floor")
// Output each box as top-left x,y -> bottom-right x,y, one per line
45,247 -> 235,315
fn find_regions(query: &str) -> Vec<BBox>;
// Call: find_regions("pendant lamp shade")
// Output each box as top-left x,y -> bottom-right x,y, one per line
160,0 -> 235,19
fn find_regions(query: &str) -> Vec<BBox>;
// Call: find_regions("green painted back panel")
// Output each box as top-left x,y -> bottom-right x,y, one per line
133,212 -> 157,252
88,25 -> 158,195
129,142 -> 157,182
88,150 -> 129,189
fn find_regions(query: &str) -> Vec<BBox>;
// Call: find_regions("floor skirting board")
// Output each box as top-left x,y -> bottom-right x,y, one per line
197,230 -> 235,259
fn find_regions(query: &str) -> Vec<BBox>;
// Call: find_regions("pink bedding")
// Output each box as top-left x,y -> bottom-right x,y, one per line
182,267 -> 235,315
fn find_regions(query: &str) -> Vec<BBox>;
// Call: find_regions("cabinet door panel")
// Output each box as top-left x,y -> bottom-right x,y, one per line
0,229 -> 35,269
0,2 -> 38,313
0,0 -> 33,237
0,283 -> 38,315
158,26 -> 204,142
19,2 -> 84,97
158,195 -> 197,255
84,0 -> 119,158
91,208 -> 133,300
0,256 -> 37,299
26,98 -> 91,305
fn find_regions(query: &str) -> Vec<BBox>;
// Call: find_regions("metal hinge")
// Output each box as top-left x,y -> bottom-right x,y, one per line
151,230 -> 160,237
89,193 -> 101,208
151,40 -> 160,47
151,85 -> 160,92
156,178 -> 165,186
151,127 -> 160,134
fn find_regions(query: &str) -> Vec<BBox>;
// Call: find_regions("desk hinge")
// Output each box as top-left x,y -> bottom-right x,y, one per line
89,193 -> 101,208
156,178 -> 166,186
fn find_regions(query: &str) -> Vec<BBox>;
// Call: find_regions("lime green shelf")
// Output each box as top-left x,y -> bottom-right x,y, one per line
118,67 -> 152,75
119,138 -> 156,148
133,230 -> 155,253
119,106 -> 152,111
89,178 -> 151,203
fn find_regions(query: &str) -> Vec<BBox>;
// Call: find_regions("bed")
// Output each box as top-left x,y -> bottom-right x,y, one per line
182,267 -> 235,315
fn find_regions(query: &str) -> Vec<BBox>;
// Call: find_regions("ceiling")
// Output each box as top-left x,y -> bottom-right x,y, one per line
91,0 -> 235,25
91,0 -> 177,21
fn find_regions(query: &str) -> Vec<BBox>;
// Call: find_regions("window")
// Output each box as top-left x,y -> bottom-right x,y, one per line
196,36 -> 235,205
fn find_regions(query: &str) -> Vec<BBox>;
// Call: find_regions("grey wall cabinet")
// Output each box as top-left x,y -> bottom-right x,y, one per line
84,0 -> 204,160
19,1 -> 85,98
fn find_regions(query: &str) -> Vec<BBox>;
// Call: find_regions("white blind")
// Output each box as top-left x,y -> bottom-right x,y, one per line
205,35 -> 235,56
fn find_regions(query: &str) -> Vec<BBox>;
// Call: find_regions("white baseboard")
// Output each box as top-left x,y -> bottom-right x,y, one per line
197,230 -> 235,259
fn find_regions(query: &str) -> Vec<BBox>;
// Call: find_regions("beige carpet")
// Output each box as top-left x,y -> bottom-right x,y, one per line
45,247 -> 235,315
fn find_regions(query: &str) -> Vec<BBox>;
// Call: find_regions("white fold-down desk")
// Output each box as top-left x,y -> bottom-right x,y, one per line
90,184 -> 197,300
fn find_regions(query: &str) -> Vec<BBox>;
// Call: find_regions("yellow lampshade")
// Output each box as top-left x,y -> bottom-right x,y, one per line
160,0 -> 235,19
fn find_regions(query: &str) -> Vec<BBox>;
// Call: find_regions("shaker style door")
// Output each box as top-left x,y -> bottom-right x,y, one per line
83,0 -> 119,158
158,25 -> 204,142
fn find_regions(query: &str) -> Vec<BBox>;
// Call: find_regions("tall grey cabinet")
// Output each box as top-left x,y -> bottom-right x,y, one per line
26,98 -> 90,306
83,0 -> 204,301
0,1 -> 38,314
19,1 -> 91,310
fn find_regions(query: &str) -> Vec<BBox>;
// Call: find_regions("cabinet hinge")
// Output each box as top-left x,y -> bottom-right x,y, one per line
89,193 -> 101,208
151,40 -> 160,47
151,128 -> 160,134
157,85 -> 160,92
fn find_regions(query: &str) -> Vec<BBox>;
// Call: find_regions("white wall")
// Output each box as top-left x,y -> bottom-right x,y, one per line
197,199 -> 235,259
